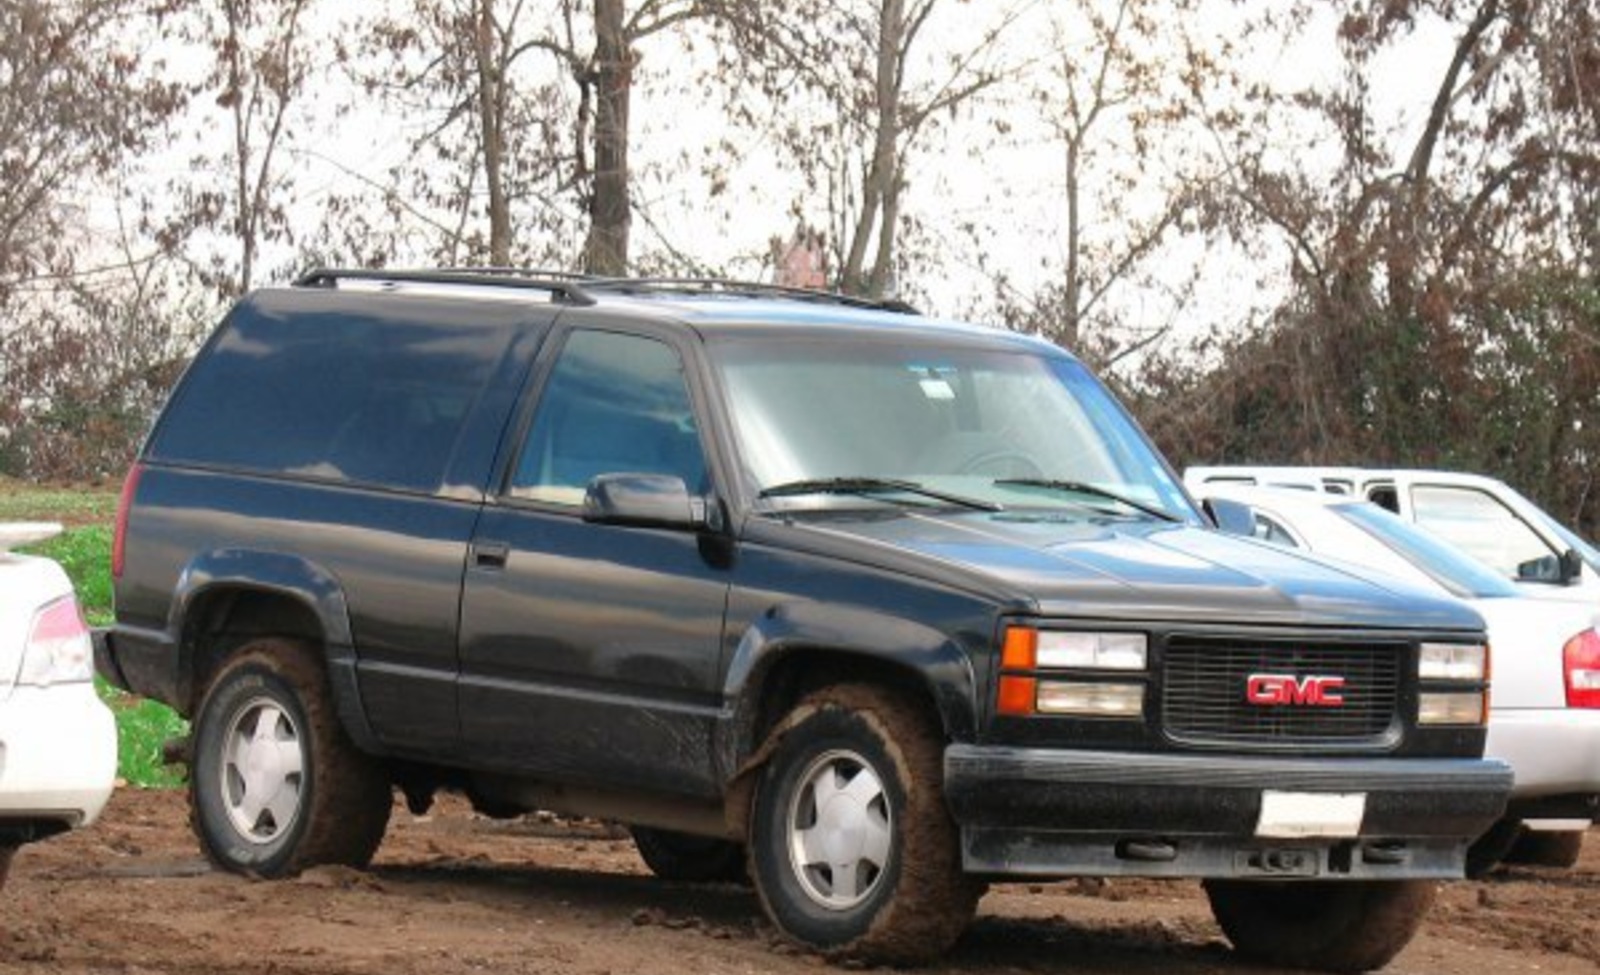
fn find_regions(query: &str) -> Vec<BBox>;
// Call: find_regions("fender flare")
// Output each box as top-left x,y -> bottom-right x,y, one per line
716,601 -> 980,781
169,549 -> 379,752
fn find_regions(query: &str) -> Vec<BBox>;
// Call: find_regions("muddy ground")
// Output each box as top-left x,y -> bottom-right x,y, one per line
1,788 -> 1594,975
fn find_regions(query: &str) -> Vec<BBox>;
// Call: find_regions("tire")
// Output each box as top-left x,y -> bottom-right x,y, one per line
631,827 -> 747,883
0,843 -> 14,891
747,684 -> 980,964
1505,829 -> 1585,869
1204,879 -> 1436,973
189,638 -> 392,877
1466,817 -> 1525,878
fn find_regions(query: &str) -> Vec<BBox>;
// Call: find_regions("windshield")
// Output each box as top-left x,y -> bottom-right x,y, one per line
708,335 -> 1197,521
1336,502 -> 1519,599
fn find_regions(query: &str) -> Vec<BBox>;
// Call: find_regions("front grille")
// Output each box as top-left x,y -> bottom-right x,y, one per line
1162,637 -> 1403,749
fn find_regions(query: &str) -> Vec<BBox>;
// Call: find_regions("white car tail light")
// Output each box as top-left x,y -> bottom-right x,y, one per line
1565,629 -> 1600,709
19,595 -> 94,686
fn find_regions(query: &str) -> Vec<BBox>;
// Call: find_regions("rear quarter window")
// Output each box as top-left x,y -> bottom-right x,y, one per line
149,295 -> 519,492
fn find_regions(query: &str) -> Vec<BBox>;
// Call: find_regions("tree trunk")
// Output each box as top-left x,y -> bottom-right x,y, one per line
474,0 -> 512,266
584,0 -> 631,276
842,0 -> 903,298
1062,136 -> 1082,348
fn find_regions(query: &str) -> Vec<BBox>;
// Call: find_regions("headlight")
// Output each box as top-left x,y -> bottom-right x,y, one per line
1003,627 -> 1148,671
998,625 -> 1149,719
1035,681 -> 1145,717
1418,643 -> 1488,681
1418,692 -> 1487,725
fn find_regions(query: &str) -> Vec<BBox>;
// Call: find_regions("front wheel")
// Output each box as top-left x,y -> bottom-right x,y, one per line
189,638 -> 392,877
748,684 -> 979,963
1204,879 -> 1436,973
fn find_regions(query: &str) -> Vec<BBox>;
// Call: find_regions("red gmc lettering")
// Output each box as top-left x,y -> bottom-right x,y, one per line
1245,673 -> 1346,707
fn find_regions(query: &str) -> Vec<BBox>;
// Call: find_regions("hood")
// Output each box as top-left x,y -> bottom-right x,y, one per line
790,508 -> 1484,631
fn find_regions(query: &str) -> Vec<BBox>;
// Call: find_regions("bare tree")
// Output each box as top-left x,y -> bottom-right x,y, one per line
159,0 -> 324,298
0,0 -> 179,305
995,0 -> 1214,355
716,0 -> 1026,299
361,0 -> 708,273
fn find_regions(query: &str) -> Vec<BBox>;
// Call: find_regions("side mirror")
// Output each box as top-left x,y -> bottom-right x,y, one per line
1560,548 -> 1585,585
1516,549 -> 1585,585
1203,497 -> 1257,537
583,473 -> 715,531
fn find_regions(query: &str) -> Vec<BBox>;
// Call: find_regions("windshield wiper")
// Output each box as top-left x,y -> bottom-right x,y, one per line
993,478 -> 1181,522
759,477 -> 1003,512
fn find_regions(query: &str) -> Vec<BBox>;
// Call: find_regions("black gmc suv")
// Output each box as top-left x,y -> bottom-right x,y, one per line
99,269 -> 1511,971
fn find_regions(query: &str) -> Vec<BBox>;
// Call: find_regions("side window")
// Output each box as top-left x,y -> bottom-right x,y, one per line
1367,484 -> 1400,513
511,330 -> 706,505
1410,485 -> 1554,579
151,304 -> 514,492
1252,513 -> 1299,548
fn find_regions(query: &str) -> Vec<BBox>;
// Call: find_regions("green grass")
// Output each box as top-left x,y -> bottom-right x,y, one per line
12,505 -> 188,789
0,482 -> 119,526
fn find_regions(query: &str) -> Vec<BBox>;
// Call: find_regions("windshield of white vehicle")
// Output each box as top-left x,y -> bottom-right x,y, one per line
1337,502 -> 1519,599
708,336 -> 1197,521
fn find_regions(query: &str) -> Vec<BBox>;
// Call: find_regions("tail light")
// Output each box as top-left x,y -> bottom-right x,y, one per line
1563,629 -> 1600,709
20,595 -> 94,686
112,463 -> 142,579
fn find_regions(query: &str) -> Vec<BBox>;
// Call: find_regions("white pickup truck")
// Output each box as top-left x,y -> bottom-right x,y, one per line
0,523 -> 118,888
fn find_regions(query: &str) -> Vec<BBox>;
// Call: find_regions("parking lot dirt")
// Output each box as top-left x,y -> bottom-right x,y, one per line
1,787 -> 1595,975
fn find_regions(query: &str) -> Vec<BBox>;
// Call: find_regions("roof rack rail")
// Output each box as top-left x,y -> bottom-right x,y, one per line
433,266 -> 600,282
294,267 -> 597,305
582,277 -> 920,315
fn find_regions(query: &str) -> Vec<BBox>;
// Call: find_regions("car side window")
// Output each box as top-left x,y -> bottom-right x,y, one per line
1252,513 -> 1299,548
511,330 -> 707,506
1409,485 -> 1553,579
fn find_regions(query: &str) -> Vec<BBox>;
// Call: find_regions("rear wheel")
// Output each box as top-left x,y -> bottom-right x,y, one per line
1505,829 -> 1585,869
631,827 -> 746,883
1204,879 -> 1436,973
747,684 -> 979,963
189,638 -> 391,877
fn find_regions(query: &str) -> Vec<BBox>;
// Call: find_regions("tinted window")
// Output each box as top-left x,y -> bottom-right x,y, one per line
152,300 -> 513,492
511,330 -> 705,505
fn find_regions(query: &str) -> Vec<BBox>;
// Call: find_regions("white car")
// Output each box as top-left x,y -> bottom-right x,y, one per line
1186,466 -> 1600,600
0,523 -> 118,888
1198,486 -> 1600,872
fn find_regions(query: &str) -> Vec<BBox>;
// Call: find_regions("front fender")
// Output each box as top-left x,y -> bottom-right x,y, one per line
717,601 -> 981,777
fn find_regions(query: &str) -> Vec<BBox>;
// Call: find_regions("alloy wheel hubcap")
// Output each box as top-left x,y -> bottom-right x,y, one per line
786,749 -> 893,910
220,697 -> 305,844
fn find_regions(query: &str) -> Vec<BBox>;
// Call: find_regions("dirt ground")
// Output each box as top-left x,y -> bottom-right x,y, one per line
1,788 -> 1595,975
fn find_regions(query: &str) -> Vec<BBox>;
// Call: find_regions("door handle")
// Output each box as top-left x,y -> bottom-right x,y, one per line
473,540 -> 510,568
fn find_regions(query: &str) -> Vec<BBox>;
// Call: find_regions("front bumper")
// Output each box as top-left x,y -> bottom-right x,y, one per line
944,745 -> 1512,880
0,682 -> 118,843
